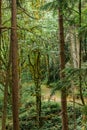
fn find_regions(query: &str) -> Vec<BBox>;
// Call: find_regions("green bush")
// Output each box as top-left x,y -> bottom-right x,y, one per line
6,101 -> 82,130
20,101 -> 61,130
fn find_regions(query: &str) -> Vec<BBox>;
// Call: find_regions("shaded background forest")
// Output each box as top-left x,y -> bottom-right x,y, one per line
0,0 -> 87,130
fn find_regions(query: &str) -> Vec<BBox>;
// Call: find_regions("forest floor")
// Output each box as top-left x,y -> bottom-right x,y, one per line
25,81 -> 87,105
41,85 -> 61,102
41,84 -> 87,105
0,82 -> 86,129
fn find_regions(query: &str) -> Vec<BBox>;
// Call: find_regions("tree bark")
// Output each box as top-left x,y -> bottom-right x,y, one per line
58,8 -> 68,130
0,0 -> 2,60
79,0 -> 85,105
11,0 -> 20,129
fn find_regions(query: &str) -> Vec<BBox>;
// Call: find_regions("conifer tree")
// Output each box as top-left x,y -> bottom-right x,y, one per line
11,0 -> 20,129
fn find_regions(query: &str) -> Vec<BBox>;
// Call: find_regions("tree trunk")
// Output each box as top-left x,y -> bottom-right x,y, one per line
79,0 -> 85,105
0,0 -> 2,61
11,0 -> 20,129
69,28 -> 77,129
70,26 -> 79,68
58,8 -> 68,130
35,52 -> 41,129
28,51 -> 41,128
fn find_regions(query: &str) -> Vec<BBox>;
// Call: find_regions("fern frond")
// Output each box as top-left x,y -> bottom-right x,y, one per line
40,0 -> 58,11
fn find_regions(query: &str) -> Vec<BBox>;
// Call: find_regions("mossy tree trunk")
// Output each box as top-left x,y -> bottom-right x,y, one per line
28,50 -> 41,129
35,52 -> 41,129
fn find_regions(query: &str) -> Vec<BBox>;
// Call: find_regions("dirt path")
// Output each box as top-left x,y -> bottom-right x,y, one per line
41,85 -> 61,102
41,85 -> 87,105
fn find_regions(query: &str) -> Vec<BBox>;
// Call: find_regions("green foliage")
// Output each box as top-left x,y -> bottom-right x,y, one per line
1,0 -> 87,130
41,1 -> 58,11
19,102 -> 83,130
19,101 -> 61,130
82,105 -> 87,115
51,67 -> 87,96
4,96 -> 83,130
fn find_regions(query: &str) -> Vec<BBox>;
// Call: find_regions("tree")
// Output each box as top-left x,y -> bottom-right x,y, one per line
41,1 -> 69,129
28,49 -> 41,129
58,6 -> 68,130
0,0 -> 2,58
11,0 -> 20,129
78,0 -> 85,105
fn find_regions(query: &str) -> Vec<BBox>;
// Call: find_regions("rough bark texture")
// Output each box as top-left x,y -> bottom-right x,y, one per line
11,0 -> 20,130
58,8 -> 68,130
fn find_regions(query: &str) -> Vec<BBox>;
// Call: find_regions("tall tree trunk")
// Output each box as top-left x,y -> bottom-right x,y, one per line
79,0 -> 85,105
0,0 -> 2,61
79,0 -> 85,129
11,0 -> 20,129
58,8 -> 68,130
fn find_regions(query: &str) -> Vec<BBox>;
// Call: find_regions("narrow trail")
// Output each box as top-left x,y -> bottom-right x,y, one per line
41,85 -> 61,102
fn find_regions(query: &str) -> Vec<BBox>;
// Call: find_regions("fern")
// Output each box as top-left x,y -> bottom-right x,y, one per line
40,0 -> 78,12
40,1 -> 58,11
50,67 -> 87,96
